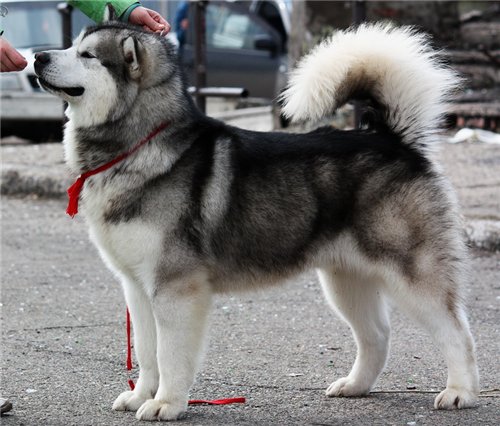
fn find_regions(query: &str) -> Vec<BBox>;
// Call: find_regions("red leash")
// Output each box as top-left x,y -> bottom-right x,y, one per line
66,122 -> 170,218
188,398 -> 246,405
125,308 -> 245,406
126,308 -> 135,391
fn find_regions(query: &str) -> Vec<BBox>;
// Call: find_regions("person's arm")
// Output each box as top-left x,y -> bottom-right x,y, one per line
69,1 -> 170,33
69,0 -> 139,23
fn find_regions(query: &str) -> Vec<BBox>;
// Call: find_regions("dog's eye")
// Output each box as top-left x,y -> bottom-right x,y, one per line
80,51 -> 95,59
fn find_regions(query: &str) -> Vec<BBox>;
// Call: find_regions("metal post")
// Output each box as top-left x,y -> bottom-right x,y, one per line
58,2 -> 73,49
57,3 -> 73,123
352,1 -> 366,128
194,1 -> 208,113
352,0 -> 366,25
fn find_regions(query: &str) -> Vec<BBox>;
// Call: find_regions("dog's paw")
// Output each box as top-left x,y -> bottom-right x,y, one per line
112,390 -> 149,412
136,399 -> 187,421
325,377 -> 371,397
434,387 -> 478,410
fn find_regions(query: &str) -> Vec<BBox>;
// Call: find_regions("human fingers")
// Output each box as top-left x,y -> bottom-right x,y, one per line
149,10 -> 170,32
1,55 -> 16,72
8,50 -> 28,70
0,38 -> 27,72
1,53 -> 25,72
130,7 -> 170,34
142,9 -> 171,34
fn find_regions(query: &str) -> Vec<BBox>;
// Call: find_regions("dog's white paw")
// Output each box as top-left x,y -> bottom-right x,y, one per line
112,390 -> 149,412
136,399 -> 187,421
434,387 -> 478,410
325,377 -> 371,397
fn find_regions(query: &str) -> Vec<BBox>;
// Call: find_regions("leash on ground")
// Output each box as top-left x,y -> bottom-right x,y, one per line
126,308 -> 246,406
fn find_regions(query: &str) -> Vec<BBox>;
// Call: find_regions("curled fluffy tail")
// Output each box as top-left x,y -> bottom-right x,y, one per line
281,24 -> 459,147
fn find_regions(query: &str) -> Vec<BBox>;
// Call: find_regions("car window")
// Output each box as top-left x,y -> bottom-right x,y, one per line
1,1 -> 93,49
206,3 -> 273,50
1,3 -> 61,48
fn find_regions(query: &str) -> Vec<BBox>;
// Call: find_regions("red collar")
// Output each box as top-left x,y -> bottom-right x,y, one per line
66,122 -> 169,217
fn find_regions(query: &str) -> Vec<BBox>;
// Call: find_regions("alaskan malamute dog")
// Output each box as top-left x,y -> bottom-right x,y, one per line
34,9 -> 479,421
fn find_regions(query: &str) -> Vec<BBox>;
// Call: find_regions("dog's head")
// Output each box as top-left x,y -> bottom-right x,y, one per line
34,6 -> 178,126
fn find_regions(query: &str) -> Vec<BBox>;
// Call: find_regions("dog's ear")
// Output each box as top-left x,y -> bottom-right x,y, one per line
103,3 -> 118,22
122,36 -> 142,80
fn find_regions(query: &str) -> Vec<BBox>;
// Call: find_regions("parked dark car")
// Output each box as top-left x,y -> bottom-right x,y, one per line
180,0 -> 290,102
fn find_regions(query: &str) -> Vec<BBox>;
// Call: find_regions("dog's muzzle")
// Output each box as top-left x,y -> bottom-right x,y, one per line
34,52 -> 85,98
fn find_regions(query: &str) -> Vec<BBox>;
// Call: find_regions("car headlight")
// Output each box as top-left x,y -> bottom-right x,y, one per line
0,74 -> 22,91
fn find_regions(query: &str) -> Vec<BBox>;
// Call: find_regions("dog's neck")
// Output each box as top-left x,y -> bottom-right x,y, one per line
63,81 -> 198,175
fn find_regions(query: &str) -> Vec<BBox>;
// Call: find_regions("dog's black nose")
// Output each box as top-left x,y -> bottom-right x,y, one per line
34,52 -> 50,64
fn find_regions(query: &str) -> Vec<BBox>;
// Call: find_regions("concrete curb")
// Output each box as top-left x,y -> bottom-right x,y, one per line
465,219 -> 500,252
1,169 -> 71,198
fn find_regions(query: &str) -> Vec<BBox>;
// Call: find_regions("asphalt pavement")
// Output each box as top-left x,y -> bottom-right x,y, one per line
1,117 -> 499,425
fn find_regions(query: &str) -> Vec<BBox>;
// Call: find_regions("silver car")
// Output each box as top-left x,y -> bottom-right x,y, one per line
0,0 -> 94,139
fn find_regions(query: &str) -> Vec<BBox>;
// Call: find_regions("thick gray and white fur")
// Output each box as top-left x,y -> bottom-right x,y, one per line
34,15 -> 479,421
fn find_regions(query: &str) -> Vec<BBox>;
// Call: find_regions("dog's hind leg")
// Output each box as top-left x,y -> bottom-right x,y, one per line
318,268 -> 391,397
136,273 -> 212,421
388,272 -> 479,409
113,279 -> 159,412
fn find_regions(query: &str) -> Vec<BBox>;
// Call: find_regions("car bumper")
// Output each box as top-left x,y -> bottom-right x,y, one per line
1,92 -> 64,121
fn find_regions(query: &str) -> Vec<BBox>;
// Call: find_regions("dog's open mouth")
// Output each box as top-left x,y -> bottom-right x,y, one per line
38,78 -> 85,97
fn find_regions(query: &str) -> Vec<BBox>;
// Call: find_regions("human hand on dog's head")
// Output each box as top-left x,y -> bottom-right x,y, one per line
129,6 -> 171,35
0,37 -> 27,72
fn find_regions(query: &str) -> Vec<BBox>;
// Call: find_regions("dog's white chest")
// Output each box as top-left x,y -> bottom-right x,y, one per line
89,219 -> 163,285
83,189 -> 163,285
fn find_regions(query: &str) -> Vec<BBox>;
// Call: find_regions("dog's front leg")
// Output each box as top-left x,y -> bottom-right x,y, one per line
136,277 -> 212,421
113,280 -> 159,412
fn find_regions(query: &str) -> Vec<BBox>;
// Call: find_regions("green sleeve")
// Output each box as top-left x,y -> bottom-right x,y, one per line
69,1 -> 140,23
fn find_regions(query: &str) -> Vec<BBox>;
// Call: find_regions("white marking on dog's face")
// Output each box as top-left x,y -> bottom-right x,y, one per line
35,31 -> 119,127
